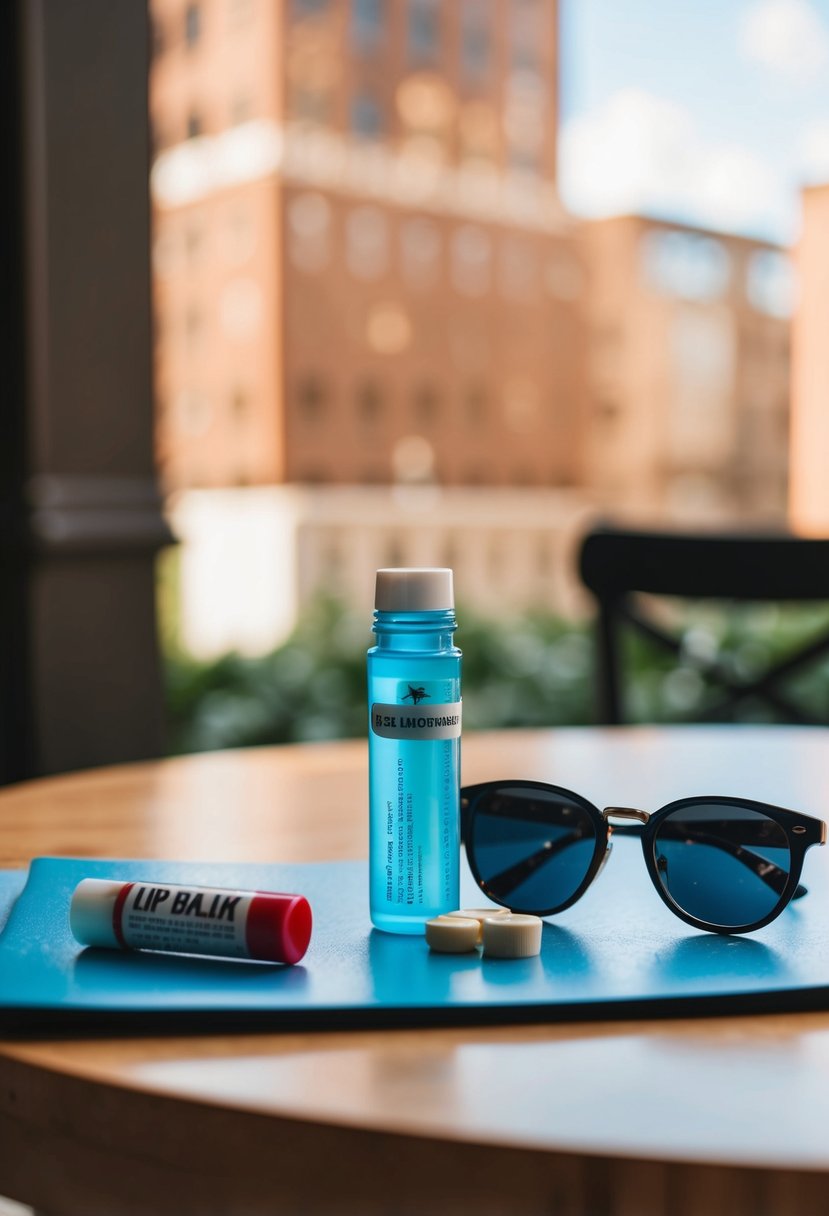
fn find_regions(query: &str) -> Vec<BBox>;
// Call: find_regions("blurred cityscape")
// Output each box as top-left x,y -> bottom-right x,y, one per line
148,0 -> 829,660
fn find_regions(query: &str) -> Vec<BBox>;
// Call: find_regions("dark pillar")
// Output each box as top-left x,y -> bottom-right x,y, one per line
1,0 -> 171,782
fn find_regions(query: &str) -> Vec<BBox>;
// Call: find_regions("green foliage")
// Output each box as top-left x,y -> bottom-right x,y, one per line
621,602 -> 829,724
165,596 -> 371,753
163,595 -> 829,754
163,597 -> 594,754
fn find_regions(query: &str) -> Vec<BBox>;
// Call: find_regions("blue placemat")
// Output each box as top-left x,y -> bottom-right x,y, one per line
2,847 -> 829,1033
0,869 -> 28,937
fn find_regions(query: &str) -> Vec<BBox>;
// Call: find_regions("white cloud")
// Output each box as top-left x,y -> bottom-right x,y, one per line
738,0 -> 829,82
797,118 -> 829,183
559,88 -> 792,239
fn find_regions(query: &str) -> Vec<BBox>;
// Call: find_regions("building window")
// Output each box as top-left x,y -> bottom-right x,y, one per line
356,380 -> 383,426
291,83 -> 331,125
288,192 -> 331,273
503,379 -> 539,431
499,234 -> 537,300
465,385 -> 487,425
292,0 -> 329,17
152,231 -> 176,277
297,375 -> 327,422
230,387 -> 250,417
392,435 -> 435,484
346,206 -> 389,279
442,534 -> 459,568
352,0 -> 383,50
400,218 -> 441,289
185,219 -> 205,266
385,537 -> 406,567
176,389 -> 212,437
300,466 -> 327,483
746,250 -> 795,319
545,254 -> 584,301
150,121 -> 168,157
461,0 -> 492,81
219,278 -> 262,340
230,95 -> 252,126
350,93 -> 382,140
185,306 -> 203,351
451,225 -> 491,296
509,0 -> 544,72
223,205 -> 256,266
408,0 -> 439,63
185,3 -> 202,48
594,400 -> 620,424
413,383 -> 439,426
152,18 -> 166,58
464,465 -> 488,485
641,230 -> 731,301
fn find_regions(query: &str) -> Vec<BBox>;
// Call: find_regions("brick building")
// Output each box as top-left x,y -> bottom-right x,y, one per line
149,0 -> 795,653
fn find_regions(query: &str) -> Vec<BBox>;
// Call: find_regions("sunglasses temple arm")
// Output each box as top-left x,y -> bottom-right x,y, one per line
658,825 -> 804,899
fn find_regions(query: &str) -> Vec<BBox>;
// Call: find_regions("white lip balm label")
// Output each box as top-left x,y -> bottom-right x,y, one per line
117,883 -> 255,958
371,701 -> 462,740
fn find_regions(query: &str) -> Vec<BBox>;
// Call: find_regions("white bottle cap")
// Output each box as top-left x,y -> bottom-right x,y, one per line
69,878 -> 123,949
375,568 -> 454,612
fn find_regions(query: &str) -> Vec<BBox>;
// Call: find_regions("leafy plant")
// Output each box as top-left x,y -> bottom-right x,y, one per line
163,594 -> 829,754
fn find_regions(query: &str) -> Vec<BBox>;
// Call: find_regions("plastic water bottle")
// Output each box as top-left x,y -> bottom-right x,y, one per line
368,568 -> 461,934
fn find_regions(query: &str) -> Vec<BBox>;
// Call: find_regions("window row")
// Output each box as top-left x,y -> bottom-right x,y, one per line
156,279 -> 264,345
153,0 -> 548,76
296,463 -> 571,490
154,95 -> 255,152
288,194 -> 584,302
163,385 -> 254,439
290,81 -> 549,173
153,0 -> 256,57
294,0 -> 547,79
641,231 -> 795,318
293,376 -> 566,434
154,207 -> 257,273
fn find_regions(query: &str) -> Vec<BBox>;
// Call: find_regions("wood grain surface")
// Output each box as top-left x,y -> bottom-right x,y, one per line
2,726 -> 829,1215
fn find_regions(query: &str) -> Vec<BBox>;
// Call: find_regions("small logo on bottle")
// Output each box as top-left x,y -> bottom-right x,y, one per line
402,684 -> 429,705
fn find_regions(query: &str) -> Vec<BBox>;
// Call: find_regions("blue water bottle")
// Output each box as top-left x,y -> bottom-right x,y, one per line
368,568 -> 462,934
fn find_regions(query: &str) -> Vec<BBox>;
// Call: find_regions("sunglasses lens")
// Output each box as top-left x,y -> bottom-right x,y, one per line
467,786 -> 599,913
653,804 -> 791,928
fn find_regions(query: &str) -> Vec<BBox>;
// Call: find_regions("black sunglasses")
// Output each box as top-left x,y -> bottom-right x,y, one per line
461,781 -> 826,935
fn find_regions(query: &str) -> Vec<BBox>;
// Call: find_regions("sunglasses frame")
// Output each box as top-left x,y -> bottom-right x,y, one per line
461,780 -> 826,935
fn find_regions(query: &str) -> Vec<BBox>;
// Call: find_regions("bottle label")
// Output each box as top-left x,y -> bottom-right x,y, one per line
371,700 -> 462,740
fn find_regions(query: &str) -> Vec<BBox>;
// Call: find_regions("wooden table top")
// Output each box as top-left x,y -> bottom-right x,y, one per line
3,725 -> 829,1216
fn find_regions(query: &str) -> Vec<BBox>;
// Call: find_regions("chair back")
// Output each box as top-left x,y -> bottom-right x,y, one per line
578,525 -> 829,725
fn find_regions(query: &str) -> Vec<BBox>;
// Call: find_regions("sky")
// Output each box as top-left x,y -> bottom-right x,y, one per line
558,0 -> 829,245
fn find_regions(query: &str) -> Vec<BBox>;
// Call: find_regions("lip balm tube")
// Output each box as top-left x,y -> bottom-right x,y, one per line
70,879 -> 312,965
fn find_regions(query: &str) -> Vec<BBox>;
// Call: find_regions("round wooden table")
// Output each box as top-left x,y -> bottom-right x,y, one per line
2,726 -> 829,1216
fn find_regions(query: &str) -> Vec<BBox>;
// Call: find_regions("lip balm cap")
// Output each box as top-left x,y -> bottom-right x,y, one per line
375,568 -> 454,612
70,878 -> 123,949
246,892 -> 313,964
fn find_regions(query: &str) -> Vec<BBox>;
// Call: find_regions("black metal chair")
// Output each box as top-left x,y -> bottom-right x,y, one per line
578,524 -> 829,725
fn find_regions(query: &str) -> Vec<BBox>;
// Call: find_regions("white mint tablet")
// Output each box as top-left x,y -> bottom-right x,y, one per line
446,907 -> 510,942
425,916 -> 481,954
481,913 -> 543,959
